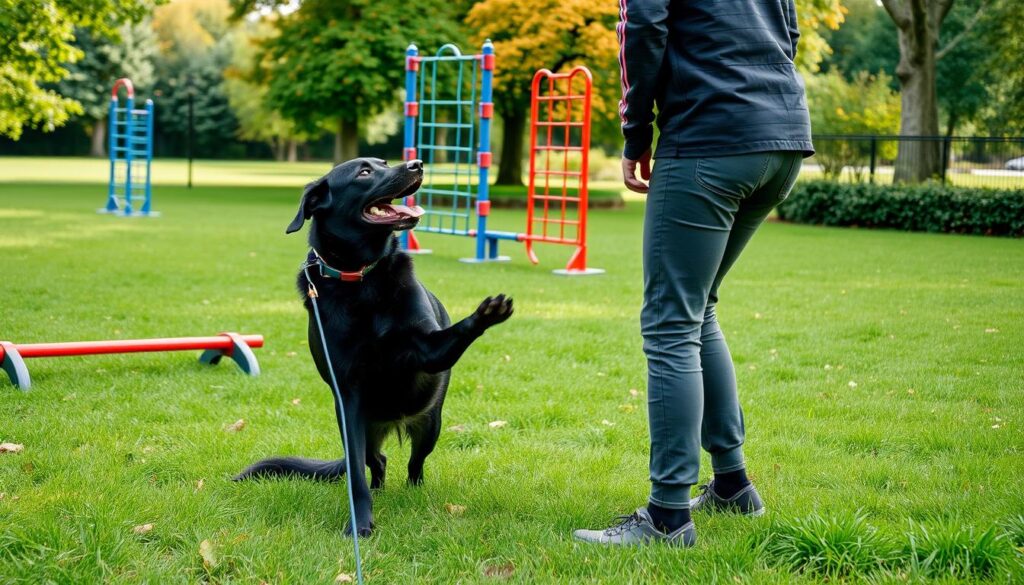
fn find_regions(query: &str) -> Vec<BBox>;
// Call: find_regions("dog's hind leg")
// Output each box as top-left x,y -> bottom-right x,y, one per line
407,409 -> 443,486
366,423 -> 389,490
335,395 -> 375,537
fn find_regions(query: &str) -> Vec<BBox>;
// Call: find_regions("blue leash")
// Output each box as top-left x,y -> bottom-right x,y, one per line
304,265 -> 364,585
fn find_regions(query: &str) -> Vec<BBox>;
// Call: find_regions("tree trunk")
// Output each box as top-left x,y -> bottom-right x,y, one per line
496,105 -> 527,186
90,118 -> 107,158
884,0 -> 951,183
272,138 -> 284,161
334,117 -> 359,164
287,139 -> 298,162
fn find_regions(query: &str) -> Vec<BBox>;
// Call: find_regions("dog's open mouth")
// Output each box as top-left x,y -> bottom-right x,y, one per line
362,178 -> 425,227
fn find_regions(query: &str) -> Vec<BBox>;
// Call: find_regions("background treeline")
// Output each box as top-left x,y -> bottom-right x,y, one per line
1,0 -> 1021,184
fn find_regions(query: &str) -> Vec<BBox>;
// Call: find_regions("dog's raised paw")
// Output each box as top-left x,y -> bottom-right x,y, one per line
474,294 -> 514,329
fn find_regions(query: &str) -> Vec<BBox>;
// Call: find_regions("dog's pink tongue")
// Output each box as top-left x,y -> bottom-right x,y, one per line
384,204 -> 425,218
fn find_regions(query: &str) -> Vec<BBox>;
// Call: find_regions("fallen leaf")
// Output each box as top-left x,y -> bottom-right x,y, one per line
62,393 -> 77,401
824,364 -> 833,370
286,351 -> 298,357
503,355 -> 511,362
334,573 -> 354,583
225,419 -> 246,433
754,312 -> 762,319
601,419 -> 615,426
907,388 -> 915,395
291,398 -> 301,406
448,424 -> 467,433
195,478 -> 205,492
596,372 -> 606,377
992,424 -> 1001,429
133,523 -> 154,535
488,420 -> 507,429
0,443 -> 24,454
628,389 -> 640,398
483,562 -> 515,579
985,328 -> 999,333
445,503 -> 466,516
848,381 -> 858,389
618,404 -> 635,413
199,539 -> 218,569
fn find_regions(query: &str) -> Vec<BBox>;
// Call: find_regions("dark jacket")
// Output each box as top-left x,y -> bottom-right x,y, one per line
618,0 -> 814,160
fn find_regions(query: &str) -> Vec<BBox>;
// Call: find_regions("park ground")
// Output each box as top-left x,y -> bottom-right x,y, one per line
1,157 -> 1022,583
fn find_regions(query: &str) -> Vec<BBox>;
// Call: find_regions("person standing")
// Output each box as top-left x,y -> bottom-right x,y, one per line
573,0 -> 814,547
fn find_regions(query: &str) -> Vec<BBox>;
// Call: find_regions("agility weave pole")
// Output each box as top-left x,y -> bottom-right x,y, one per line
100,78 -> 156,217
0,333 -> 262,391
524,67 -> 603,275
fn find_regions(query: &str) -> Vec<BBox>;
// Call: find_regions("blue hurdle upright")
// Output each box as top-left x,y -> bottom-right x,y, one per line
100,78 -> 157,217
401,41 -> 514,263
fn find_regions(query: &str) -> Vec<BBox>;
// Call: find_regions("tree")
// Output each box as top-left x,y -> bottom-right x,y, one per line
794,0 -> 848,73
223,18 -> 318,161
0,0 -> 152,140
231,0 -> 465,163
57,23 -> 157,157
879,0 -> 989,182
806,70 -> 901,179
466,0 -> 618,186
151,0 -> 240,158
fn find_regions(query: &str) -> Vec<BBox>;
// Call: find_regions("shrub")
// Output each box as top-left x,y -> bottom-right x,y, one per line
777,181 -> 1024,237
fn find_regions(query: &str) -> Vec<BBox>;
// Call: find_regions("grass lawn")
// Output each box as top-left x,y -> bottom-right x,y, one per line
1,161 -> 1023,583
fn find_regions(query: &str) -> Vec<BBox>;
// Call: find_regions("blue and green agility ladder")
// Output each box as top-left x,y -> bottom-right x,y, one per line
400,41 -> 511,262
100,78 -> 156,217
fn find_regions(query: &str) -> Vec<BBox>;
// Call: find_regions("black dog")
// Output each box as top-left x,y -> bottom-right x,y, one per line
235,158 -> 513,536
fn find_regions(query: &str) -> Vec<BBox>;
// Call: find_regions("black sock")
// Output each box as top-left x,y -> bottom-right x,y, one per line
646,502 -> 691,533
713,469 -> 751,499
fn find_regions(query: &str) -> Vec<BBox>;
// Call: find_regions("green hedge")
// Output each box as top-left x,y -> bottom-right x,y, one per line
777,181 -> 1024,237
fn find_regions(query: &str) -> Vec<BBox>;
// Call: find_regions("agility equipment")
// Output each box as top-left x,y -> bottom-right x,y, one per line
400,45 -> 601,274
100,78 -> 156,216
1,333 -> 263,391
524,67 -> 603,275
400,41 -> 500,262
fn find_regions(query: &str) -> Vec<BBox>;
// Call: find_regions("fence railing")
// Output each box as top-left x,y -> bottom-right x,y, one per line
808,135 -> 1024,190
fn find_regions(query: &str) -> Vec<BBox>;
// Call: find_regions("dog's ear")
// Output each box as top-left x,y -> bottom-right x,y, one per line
286,177 -> 332,234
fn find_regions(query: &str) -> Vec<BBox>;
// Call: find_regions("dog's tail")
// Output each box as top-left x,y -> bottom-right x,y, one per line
233,456 -> 347,482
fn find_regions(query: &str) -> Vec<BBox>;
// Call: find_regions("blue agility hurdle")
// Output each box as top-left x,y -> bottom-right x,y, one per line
100,78 -> 157,217
400,41 -> 511,263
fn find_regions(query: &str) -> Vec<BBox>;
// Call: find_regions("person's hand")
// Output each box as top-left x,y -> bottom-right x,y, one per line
622,149 -> 652,194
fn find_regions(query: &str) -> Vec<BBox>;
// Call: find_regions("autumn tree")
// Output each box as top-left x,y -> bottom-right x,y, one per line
466,0 -> 617,186
0,0 -> 153,140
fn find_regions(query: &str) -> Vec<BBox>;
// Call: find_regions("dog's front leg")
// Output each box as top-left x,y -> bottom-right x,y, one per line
333,392 -> 375,537
405,295 -> 514,373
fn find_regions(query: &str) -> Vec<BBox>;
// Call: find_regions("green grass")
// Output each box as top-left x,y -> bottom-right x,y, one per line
1,161 -> 1023,583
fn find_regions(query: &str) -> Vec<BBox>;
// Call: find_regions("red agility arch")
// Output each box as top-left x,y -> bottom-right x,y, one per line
523,67 -> 603,275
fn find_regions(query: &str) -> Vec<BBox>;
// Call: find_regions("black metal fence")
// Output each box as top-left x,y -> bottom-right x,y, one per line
808,135 -> 1024,190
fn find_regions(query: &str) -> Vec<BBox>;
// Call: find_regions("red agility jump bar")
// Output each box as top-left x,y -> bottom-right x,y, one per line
1,333 -> 263,391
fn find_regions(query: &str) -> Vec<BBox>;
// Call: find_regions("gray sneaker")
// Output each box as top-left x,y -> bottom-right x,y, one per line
690,481 -> 765,516
573,508 -> 696,547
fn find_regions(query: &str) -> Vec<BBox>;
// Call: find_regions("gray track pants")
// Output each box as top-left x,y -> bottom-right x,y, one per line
642,151 -> 803,509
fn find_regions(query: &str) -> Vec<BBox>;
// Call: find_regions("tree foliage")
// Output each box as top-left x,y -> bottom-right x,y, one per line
466,0 -> 618,184
231,0 -> 466,161
151,0 -> 240,158
0,0 -> 154,140
806,70 -> 900,179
